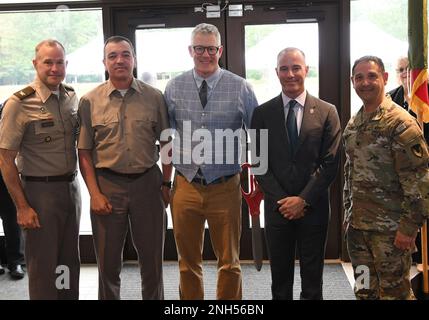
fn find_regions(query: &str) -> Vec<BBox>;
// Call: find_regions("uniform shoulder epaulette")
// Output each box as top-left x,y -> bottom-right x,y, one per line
13,86 -> 35,100
63,84 -> 75,92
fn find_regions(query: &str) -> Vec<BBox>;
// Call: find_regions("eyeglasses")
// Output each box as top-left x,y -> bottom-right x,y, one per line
396,67 -> 408,73
192,46 -> 221,55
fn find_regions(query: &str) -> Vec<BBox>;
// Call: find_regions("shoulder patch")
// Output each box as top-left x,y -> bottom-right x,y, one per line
412,144 -> 424,158
63,84 -> 75,92
13,86 -> 35,100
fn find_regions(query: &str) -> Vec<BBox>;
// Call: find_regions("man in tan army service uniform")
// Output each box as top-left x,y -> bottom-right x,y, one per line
78,36 -> 171,300
0,39 -> 81,299
344,55 -> 429,300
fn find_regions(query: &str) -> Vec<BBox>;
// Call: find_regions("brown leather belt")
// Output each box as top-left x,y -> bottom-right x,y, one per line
21,171 -> 77,182
177,171 -> 235,186
99,168 -> 148,179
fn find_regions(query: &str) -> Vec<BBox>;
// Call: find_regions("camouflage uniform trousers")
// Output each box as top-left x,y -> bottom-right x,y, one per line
346,226 -> 415,300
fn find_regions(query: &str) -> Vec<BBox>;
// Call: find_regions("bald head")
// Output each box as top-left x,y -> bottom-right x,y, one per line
277,47 -> 306,67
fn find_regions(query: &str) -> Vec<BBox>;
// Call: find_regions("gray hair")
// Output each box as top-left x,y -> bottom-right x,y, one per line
396,55 -> 409,69
352,55 -> 385,75
35,39 -> 65,57
191,23 -> 221,45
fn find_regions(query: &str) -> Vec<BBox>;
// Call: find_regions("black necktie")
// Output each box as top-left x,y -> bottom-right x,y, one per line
199,80 -> 208,108
286,100 -> 298,154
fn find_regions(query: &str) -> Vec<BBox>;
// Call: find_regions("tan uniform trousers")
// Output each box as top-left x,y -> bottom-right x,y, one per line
23,178 -> 81,300
91,165 -> 165,300
171,174 -> 242,300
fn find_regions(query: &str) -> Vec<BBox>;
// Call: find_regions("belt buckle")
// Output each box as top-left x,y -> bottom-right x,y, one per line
192,177 -> 207,186
196,177 -> 206,186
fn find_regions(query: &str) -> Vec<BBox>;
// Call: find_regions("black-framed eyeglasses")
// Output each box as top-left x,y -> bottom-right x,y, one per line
396,66 -> 408,73
192,46 -> 220,55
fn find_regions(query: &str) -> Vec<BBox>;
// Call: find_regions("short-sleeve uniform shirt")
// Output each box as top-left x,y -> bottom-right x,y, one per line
77,79 -> 169,173
0,77 -> 79,176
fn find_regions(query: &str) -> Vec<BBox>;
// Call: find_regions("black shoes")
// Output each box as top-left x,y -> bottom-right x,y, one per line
9,264 -> 25,280
0,264 -> 25,279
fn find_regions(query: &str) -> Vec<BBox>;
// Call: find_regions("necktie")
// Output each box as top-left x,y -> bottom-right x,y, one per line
199,80 -> 208,108
286,100 -> 298,154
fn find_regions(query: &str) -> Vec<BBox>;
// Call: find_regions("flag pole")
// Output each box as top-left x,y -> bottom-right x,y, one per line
422,223 -> 429,294
416,104 -> 429,295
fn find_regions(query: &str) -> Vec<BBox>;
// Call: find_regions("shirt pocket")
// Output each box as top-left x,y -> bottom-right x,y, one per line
32,118 -> 63,147
132,113 -> 158,140
92,112 -> 119,143
66,111 -> 79,136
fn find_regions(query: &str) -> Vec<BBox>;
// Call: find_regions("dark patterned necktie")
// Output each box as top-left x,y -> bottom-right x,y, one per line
199,80 -> 208,108
286,99 -> 298,153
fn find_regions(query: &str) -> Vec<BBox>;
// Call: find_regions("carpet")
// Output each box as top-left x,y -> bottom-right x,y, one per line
0,261 -> 355,300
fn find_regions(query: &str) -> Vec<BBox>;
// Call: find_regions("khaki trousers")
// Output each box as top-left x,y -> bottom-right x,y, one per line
171,174 -> 242,300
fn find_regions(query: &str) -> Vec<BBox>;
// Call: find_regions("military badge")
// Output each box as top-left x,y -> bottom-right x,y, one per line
411,144 -> 424,158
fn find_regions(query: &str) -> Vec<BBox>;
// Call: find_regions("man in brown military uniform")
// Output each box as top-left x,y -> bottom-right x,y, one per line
78,36 -> 171,300
0,39 -> 81,300
344,55 -> 429,299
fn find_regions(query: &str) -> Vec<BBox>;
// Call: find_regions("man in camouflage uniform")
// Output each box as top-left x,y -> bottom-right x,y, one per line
344,55 -> 429,300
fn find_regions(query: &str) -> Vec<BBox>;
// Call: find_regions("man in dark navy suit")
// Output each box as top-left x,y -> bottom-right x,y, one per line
251,47 -> 341,300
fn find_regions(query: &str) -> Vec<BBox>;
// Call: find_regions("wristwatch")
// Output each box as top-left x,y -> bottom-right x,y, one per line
161,181 -> 172,189
303,199 -> 310,209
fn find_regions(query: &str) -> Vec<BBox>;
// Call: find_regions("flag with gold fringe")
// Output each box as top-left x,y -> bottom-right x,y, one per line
409,0 -> 429,123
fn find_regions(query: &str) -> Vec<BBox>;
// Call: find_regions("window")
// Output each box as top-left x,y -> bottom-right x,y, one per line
350,0 -> 408,115
0,8 -> 104,101
135,27 -> 194,92
245,23 -> 319,105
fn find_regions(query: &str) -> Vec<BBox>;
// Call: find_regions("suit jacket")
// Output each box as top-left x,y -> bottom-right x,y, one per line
388,85 -> 429,144
251,92 -> 341,225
